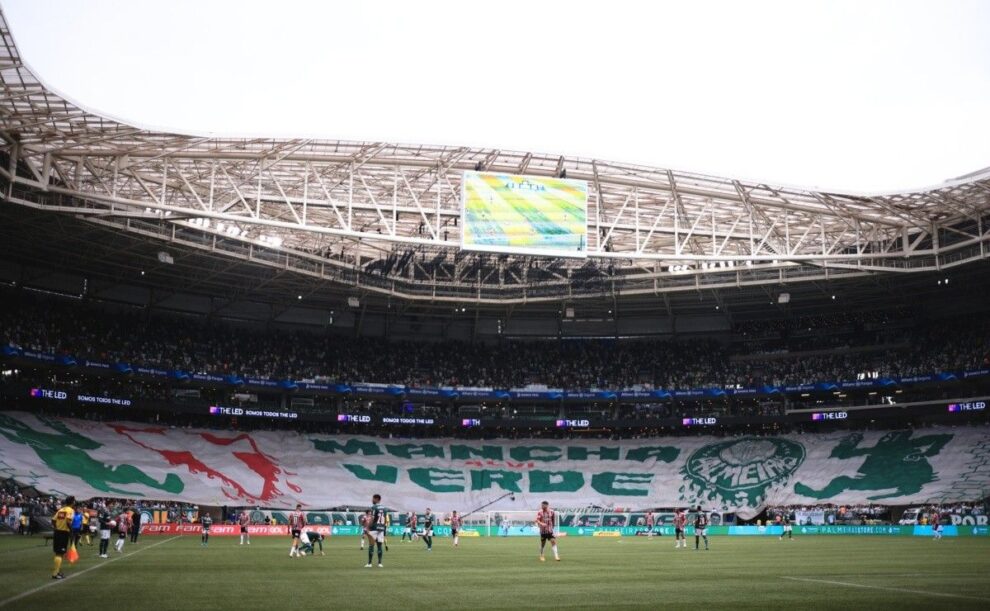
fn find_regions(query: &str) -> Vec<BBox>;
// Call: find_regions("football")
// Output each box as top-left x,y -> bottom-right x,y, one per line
109,520 -> 116,528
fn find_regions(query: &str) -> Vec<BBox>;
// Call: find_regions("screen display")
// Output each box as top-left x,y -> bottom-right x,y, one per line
811,411 -> 848,421
947,402 -> 985,412
336,414 -> 372,423
682,417 -> 718,426
461,171 -> 588,257
556,419 -> 590,428
380,417 -> 435,425
209,406 -> 298,419
30,388 -> 67,400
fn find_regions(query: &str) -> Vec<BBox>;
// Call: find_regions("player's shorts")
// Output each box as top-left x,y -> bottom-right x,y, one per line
117,531 -> 127,539
89,524 -> 97,533
291,529 -> 301,538
540,531 -> 556,543
403,527 -> 411,534
240,525 -> 249,534
675,527 -> 684,537
52,530 -> 70,555
100,529 -> 111,540
367,530 -> 385,543
783,525 -> 792,532
932,524 -> 942,531
696,527 -> 708,537
451,528 -> 458,536
423,528 -> 433,537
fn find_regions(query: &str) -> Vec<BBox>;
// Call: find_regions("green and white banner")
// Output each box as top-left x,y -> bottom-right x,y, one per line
1,412 -> 988,519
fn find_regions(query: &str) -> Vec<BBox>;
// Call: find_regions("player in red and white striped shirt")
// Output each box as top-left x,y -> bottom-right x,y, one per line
359,510 -> 371,550
535,501 -> 560,562
288,504 -> 306,558
450,511 -> 462,547
239,510 -> 252,546
674,509 -> 688,548
114,512 -> 130,554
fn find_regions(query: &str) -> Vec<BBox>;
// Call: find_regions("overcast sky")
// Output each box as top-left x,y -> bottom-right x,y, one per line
3,0 -> 989,193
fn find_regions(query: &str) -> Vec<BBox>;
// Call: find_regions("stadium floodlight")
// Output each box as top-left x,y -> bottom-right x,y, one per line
347,297 -> 360,308
777,293 -> 791,304
157,251 -> 174,265
565,307 -> 575,319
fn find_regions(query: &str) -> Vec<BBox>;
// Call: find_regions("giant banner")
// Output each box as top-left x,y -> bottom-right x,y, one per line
1,412 -> 988,519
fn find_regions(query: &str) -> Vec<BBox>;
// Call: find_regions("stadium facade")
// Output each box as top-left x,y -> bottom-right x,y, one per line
0,8 -> 989,339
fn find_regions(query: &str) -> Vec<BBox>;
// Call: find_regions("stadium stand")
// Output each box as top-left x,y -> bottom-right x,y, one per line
3,288 -> 988,391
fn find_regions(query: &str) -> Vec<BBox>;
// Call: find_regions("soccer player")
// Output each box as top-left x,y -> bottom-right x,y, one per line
645,511 -> 655,538
450,511 -> 461,547
536,500 -> 560,562
114,511 -> 129,554
931,510 -> 943,540
365,494 -> 386,568
239,509 -> 252,545
693,506 -> 709,551
297,530 -> 310,556
402,511 -> 414,542
199,513 -> 212,546
51,495 -> 75,580
359,509 -> 371,550
288,504 -> 306,557
97,509 -> 113,558
408,511 -> 418,541
385,512 -> 392,551
81,507 -> 93,546
779,513 -> 793,541
421,508 -> 434,552
674,509 -> 687,548
130,509 -> 141,544
301,530 -> 325,555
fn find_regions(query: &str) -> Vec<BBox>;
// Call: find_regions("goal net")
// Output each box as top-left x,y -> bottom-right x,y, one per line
485,510 -> 560,537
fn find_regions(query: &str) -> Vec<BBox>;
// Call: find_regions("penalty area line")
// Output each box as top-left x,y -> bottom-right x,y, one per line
0,536 -> 180,608
782,576 -> 990,603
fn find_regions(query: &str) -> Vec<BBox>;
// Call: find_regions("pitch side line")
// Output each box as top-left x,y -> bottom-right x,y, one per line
0,536 -> 180,608
782,576 -> 990,602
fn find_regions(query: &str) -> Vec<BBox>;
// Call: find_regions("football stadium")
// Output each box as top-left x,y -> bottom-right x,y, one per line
0,2 -> 989,610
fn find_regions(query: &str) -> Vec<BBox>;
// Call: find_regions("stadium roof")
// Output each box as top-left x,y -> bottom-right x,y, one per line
0,8 -> 989,308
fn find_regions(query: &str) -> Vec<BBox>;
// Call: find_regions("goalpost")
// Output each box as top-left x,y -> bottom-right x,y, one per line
485,510 -> 560,537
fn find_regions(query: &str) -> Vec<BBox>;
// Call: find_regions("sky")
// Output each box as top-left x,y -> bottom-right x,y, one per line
3,0 -> 989,193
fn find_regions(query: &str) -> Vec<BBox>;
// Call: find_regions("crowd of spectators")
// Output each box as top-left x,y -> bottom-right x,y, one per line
85,497 -> 198,523
765,500 -> 989,526
0,483 -> 201,532
2,289 -> 989,391
0,480 -> 59,533
765,503 -> 892,525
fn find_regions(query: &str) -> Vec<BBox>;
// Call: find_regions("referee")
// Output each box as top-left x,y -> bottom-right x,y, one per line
51,495 -> 75,580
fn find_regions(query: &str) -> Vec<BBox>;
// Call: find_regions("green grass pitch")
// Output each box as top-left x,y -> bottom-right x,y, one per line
0,534 -> 988,610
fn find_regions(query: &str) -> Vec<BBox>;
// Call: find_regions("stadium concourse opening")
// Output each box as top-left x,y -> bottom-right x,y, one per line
1,4 -> 990,610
